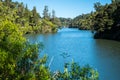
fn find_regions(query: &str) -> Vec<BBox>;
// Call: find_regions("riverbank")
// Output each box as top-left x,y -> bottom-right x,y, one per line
94,30 -> 120,41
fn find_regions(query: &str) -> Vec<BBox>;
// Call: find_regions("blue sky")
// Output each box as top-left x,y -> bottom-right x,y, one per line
13,0 -> 111,18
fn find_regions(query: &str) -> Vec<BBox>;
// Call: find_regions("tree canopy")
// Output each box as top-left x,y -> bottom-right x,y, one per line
0,1 -> 62,34
93,1 -> 120,40
68,1 -> 120,40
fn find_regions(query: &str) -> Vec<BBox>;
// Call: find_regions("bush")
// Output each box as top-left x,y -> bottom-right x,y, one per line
53,62 -> 99,80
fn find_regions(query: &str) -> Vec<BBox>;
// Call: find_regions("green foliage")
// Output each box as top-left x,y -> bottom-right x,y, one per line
0,1 -> 59,34
0,20 -> 51,79
94,2 -> 103,12
0,20 -> 25,53
42,6 -> 61,31
53,62 -> 99,80
41,19 -> 58,33
93,2 -> 120,40
43,5 -> 49,20
51,10 -> 62,27
69,14 -> 92,30
0,20 -> 24,79
93,3 -> 114,32
69,1 -> 120,40
59,17 -> 72,27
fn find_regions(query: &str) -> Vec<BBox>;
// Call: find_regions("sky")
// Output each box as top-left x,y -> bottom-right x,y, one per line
12,0 -> 111,18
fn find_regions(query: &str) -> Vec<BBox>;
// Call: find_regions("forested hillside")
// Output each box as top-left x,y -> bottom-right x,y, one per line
59,17 -> 72,27
69,13 -> 92,30
0,0 -> 61,33
93,1 -> 120,40
69,0 -> 120,40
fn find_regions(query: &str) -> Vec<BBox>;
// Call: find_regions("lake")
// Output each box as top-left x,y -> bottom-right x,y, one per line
26,28 -> 120,80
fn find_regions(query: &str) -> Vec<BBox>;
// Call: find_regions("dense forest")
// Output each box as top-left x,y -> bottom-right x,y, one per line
59,17 -> 72,27
93,0 -> 120,40
69,0 -> 120,40
0,0 -> 99,79
69,13 -> 92,30
0,0 -> 62,34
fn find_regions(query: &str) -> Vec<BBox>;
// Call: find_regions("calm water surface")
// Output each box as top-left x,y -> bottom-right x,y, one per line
26,28 -> 120,80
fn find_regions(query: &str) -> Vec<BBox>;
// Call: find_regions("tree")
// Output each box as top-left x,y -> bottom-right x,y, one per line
52,10 -> 55,19
59,17 -> 71,27
4,0 -> 12,6
0,0 -> 59,33
94,2 -> 103,11
93,1 -> 120,40
50,10 -> 61,27
43,5 -> 49,20
24,4 -> 29,18
69,13 -> 92,29
0,20 -> 51,79
0,20 -> 25,79
29,6 -> 40,27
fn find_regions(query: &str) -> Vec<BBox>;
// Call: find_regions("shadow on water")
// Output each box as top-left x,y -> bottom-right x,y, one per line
94,39 -> 120,80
